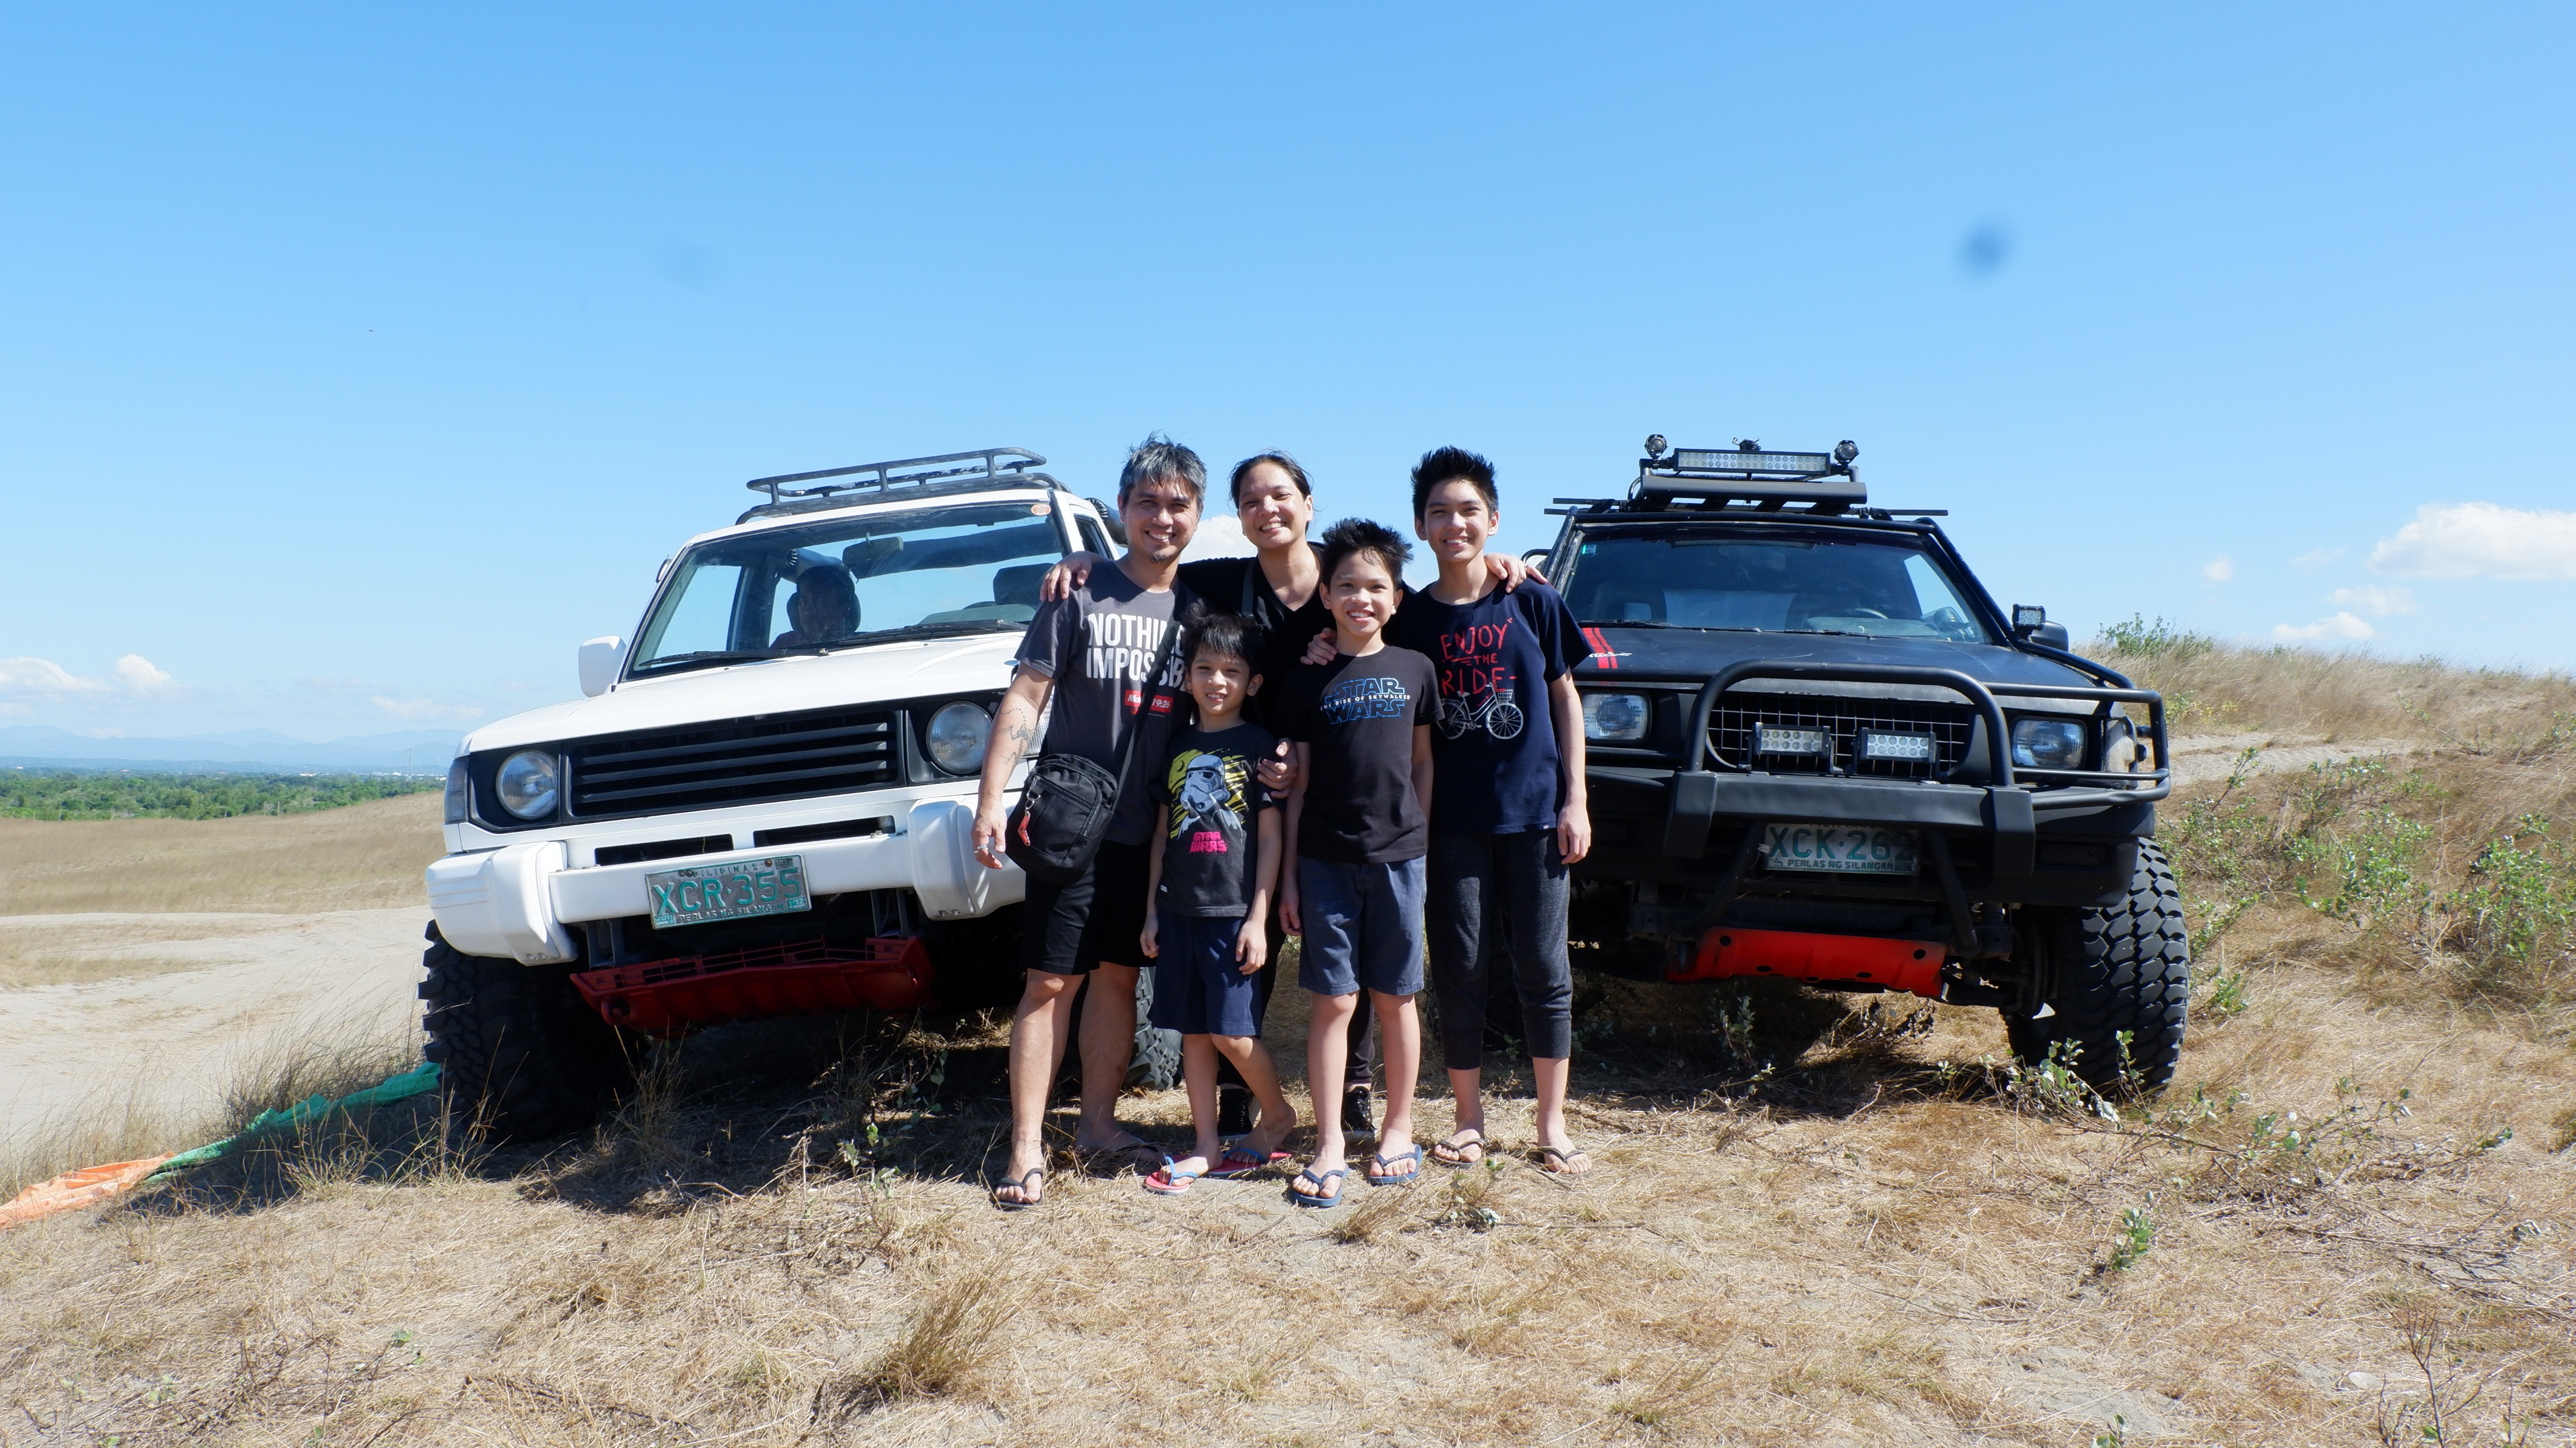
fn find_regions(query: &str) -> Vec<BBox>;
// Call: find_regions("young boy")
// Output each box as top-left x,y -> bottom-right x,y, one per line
1276,519 -> 1437,1207
1138,613 -> 1299,1193
1388,448 -> 1597,1176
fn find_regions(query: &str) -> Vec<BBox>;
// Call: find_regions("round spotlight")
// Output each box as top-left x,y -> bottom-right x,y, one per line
1643,434 -> 1668,459
1834,440 -> 1859,465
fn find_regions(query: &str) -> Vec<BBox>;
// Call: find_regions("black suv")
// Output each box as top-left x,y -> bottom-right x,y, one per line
1549,439 -> 2185,1091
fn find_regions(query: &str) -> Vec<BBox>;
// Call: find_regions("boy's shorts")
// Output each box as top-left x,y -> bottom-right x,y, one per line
1295,856 -> 1426,998
1020,840 -> 1153,976
1148,914 -> 1264,1037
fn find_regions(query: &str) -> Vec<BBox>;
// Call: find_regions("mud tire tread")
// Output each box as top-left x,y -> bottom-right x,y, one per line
2007,841 -> 2190,1094
417,922 -> 633,1143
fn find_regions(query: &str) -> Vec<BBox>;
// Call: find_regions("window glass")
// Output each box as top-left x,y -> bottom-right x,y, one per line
1560,531 -> 1993,643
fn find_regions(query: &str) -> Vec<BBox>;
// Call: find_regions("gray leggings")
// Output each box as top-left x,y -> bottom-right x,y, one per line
1427,829 -> 1573,1070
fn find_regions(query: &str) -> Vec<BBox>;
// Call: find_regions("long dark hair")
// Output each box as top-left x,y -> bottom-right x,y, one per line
1228,451 -> 1312,507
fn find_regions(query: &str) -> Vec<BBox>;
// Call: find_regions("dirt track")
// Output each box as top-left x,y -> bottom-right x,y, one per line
0,909 -> 426,1135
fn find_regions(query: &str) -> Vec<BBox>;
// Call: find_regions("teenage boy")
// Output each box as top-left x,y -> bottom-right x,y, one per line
1389,447 -> 1597,1176
1276,518 -> 1436,1207
971,436 -> 1203,1210
1136,613 -> 1298,1194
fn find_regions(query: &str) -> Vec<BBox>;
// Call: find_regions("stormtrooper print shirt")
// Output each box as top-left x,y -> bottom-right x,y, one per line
1385,579 -> 1591,835
1149,723 -> 1278,918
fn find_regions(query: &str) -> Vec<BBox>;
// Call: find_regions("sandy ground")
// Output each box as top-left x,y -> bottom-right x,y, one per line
0,909 -> 426,1136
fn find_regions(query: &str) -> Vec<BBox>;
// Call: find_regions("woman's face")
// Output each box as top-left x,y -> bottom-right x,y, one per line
1235,461 -> 1313,553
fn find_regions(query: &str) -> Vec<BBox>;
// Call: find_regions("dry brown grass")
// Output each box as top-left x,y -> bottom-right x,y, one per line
2,652 -> 2572,1446
2095,635 -> 2576,745
0,790 -> 441,915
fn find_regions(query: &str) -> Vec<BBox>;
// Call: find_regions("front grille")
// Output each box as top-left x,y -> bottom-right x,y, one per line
567,707 -> 897,818
1711,692 -> 1973,780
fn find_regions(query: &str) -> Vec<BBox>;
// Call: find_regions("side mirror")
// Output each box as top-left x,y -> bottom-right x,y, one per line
578,636 -> 626,698
1522,548 -> 1552,570
2010,605 -> 2070,651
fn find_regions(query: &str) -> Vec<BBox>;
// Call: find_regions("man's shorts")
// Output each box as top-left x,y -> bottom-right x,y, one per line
1295,855 -> 1427,998
1148,914 -> 1263,1037
1021,839 -> 1153,977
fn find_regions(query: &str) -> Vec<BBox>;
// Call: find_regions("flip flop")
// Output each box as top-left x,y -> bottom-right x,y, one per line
1535,1146 -> 1594,1177
1204,1146 -> 1290,1180
1289,1165 -> 1348,1209
1367,1144 -> 1424,1187
990,1167 -> 1044,1211
1430,1131 -> 1485,1168
1143,1156 -> 1202,1196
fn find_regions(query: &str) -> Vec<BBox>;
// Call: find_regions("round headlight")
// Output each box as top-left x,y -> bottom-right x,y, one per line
925,701 -> 992,774
2009,717 -> 2087,771
1582,692 -> 1650,742
495,750 -> 561,820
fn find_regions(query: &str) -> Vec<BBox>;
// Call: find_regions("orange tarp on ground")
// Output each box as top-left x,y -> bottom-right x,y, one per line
0,1156 -> 174,1229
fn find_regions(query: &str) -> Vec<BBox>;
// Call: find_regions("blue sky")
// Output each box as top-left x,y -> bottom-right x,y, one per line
4,5 -> 2572,742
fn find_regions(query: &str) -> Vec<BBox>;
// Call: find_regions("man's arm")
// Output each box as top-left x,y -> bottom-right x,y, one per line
971,666 -> 1055,868
1549,673 -> 1591,864
1279,742 -> 1310,935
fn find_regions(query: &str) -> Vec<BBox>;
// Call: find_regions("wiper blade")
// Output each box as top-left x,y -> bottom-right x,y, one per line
820,620 -> 1022,651
634,649 -> 793,672
1579,620 -> 1766,633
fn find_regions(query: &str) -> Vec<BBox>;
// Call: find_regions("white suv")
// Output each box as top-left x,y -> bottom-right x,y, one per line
420,448 -> 1115,1138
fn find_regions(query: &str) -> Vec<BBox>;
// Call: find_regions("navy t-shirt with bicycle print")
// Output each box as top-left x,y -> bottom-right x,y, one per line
1386,579 -> 1591,835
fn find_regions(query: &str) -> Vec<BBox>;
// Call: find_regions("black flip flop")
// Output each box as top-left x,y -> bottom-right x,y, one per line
990,1167 -> 1044,1211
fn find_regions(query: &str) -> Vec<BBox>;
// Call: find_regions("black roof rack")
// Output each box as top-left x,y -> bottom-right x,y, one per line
1620,436 -> 1865,513
743,447 -> 1061,512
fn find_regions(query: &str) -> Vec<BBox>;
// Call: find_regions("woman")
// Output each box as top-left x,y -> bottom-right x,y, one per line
1041,451 -> 1540,1137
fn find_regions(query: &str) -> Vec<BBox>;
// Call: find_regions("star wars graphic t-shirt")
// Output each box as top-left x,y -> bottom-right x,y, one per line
1012,567 -> 1192,845
1275,646 -> 1439,864
1149,723 -> 1278,918
1386,579 -> 1591,835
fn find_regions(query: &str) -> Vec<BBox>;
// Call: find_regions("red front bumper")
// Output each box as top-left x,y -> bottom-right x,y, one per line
1667,927 -> 1947,997
571,935 -> 934,1034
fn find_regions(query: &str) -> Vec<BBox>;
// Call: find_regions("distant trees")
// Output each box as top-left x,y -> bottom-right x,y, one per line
0,771 -> 442,821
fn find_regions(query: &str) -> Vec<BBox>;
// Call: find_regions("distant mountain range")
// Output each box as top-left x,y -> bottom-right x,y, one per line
0,726 -> 461,774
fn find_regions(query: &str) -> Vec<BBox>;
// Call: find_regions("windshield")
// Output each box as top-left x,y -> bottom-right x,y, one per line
631,502 -> 1067,674
1557,528 -> 1995,643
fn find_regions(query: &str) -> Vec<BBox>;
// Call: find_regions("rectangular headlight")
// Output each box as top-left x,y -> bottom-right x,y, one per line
1581,692 -> 1650,742
2010,717 -> 2088,770
1858,731 -> 1936,763
1754,723 -> 1828,756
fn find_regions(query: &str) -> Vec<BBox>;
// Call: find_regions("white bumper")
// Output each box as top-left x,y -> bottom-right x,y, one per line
426,796 -> 1024,965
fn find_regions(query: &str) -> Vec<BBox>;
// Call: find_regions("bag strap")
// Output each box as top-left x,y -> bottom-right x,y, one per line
1108,593 -> 1192,801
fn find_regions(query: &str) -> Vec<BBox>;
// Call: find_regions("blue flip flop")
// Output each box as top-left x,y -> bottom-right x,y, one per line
1368,1144 -> 1424,1186
1289,1164 -> 1349,1209
1143,1156 -> 1202,1196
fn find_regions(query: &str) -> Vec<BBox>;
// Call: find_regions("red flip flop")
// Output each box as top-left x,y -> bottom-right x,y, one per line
1204,1146 -> 1290,1180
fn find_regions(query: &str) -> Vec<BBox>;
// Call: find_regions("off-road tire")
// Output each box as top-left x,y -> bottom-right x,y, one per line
2007,841 -> 2190,1095
419,922 -> 635,1143
1126,968 -> 1181,1091
925,905 -> 1026,1011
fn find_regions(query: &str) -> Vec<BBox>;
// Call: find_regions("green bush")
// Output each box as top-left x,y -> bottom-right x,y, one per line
0,771 -> 440,821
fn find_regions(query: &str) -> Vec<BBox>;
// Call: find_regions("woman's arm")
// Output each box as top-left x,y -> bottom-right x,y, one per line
1279,742 -> 1310,935
1548,673 -> 1591,864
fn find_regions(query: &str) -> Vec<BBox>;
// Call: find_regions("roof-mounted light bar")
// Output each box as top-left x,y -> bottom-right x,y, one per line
1631,435 -> 1865,511
745,447 -> 1051,508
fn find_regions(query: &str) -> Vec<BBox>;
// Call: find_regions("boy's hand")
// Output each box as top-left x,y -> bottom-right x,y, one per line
1254,737 -> 1293,795
1279,878 -> 1302,937
1140,909 -> 1159,959
1557,802 -> 1592,866
1235,916 -> 1267,974
1298,627 -> 1335,666
1038,553 -> 1103,603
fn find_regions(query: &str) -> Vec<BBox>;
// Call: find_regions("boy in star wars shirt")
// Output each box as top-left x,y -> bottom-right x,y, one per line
1137,613 -> 1297,1194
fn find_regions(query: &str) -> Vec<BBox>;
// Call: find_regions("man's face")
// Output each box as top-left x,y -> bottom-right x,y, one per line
1417,479 -> 1496,565
1327,553 -> 1400,642
1120,477 -> 1199,564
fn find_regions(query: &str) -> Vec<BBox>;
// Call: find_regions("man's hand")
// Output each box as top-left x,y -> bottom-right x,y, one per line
1298,627 -> 1336,667
1254,737 -> 1295,796
1557,802 -> 1592,866
1485,553 -> 1549,591
1038,552 -> 1104,603
971,804 -> 1019,869
1140,908 -> 1160,960
1235,916 -> 1267,974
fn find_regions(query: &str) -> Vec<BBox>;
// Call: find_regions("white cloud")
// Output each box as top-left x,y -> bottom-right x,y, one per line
0,702 -> 27,717
0,657 -> 111,697
2199,555 -> 2235,583
2273,612 -> 2376,643
2292,547 -> 2345,573
371,695 -> 487,723
1180,514 -> 1255,561
2369,502 -> 2576,580
2328,585 -> 2415,617
113,654 -> 180,696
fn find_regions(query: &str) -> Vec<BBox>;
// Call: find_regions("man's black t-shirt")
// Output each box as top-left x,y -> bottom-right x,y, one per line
1149,723 -> 1278,918
1177,548 -> 1331,733
1274,646 -> 1439,865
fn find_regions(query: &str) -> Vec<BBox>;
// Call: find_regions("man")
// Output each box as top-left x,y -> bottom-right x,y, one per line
971,435 -> 1203,1209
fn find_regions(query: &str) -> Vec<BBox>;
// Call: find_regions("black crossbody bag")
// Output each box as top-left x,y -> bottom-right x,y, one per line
1004,606 -> 1188,886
